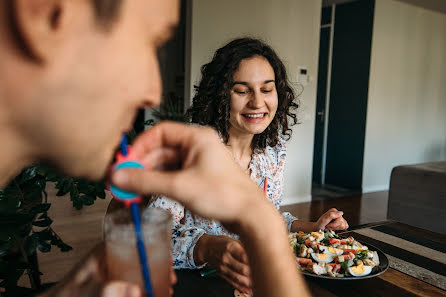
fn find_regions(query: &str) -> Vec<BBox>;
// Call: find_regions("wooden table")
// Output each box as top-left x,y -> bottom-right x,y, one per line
172,222 -> 446,297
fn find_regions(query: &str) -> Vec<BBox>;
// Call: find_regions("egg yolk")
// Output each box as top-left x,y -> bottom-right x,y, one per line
319,254 -> 329,259
352,264 -> 365,275
328,247 -> 341,254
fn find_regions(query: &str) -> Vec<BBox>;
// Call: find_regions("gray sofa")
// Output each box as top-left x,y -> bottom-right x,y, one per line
388,161 -> 446,235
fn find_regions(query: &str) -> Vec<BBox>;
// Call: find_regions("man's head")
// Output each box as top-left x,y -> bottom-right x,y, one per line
0,0 -> 179,182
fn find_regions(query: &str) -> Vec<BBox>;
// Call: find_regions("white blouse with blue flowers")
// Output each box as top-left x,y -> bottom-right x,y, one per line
148,135 -> 298,269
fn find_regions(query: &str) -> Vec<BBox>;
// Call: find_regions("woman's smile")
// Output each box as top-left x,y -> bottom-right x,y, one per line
242,112 -> 268,123
229,56 -> 278,136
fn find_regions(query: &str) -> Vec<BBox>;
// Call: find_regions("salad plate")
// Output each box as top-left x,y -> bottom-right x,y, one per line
290,231 -> 389,280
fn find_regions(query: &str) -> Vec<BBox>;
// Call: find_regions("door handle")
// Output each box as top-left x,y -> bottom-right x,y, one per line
317,110 -> 325,123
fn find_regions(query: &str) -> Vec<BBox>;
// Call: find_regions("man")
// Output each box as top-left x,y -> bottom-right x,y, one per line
0,1 -> 310,296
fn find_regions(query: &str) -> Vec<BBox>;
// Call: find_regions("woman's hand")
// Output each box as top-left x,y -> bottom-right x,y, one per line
195,235 -> 252,295
314,208 -> 349,231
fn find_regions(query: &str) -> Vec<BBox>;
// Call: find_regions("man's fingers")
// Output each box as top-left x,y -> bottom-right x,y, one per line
112,168 -> 184,199
131,122 -> 194,155
139,147 -> 182,171
219,273 -> 253,295
131,122 -> 217,157
102,282 -> 141,297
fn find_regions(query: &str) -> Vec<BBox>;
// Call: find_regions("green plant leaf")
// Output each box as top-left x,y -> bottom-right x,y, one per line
57,242 -> 73,252
34,178 -> 46,191
97,191 -> 106,199
37,241 -> 51,253
35,229 -> 53,241
18,167 -> 37,184
77,181 -> 96,195
44,167 -> 60,181
69,187 -> 83,210
30,203 -> 51,215
32,216 -> 53,227
24,188 -> 43,202
80,195 -> 95,206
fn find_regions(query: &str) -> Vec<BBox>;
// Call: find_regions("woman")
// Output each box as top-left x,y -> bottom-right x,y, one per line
150,37 -> 348,294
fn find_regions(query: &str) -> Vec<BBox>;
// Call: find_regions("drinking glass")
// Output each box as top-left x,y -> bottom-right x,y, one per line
104,207 -> 172,297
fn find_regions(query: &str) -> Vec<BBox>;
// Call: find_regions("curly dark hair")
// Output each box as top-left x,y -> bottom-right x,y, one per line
187,37 -> 299,150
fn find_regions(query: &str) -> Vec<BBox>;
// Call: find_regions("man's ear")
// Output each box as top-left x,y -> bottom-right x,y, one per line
13,0 -> 71,62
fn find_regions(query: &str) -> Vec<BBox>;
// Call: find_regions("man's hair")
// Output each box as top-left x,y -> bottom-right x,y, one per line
6,0 -> 123,60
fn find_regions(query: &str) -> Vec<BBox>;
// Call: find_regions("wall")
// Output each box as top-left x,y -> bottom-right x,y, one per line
363,0 -> 446,192
189,0 -> 322,204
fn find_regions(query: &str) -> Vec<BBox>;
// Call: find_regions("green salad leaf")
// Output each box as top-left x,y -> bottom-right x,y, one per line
355,250 -> 369,260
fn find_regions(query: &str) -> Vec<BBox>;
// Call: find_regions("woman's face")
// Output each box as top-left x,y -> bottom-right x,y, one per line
229,56 -> 278,138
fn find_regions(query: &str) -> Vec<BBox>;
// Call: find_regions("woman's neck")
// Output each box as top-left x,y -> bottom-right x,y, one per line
226,131 -> 254,170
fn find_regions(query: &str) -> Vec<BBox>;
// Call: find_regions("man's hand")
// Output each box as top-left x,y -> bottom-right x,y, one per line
314,208 -> 349,231
111,122 -> 310,297
111,122 -> 263,231
195,235 -> 252,295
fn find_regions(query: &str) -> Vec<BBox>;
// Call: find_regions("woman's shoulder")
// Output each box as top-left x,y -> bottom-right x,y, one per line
253,134 -> 287,172
265,133 -> 287,156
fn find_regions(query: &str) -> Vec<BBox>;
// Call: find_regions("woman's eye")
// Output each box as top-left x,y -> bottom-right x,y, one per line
262,89 -> 273,93
235,90 -> 249,95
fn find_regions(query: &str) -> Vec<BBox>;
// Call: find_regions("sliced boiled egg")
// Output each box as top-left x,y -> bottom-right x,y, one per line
347,264 -> 372,277
311,253 -> 333,263
319,245 -> 343,256
311,231 -> 324,242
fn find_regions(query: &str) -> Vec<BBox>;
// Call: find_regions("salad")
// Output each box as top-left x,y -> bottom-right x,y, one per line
289,230 -> 380,277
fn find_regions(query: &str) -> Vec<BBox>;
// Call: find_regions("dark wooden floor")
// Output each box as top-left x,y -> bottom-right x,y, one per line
281,191 -> 389,228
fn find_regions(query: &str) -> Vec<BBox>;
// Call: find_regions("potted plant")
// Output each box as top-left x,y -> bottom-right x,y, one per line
0,165 -> 107,296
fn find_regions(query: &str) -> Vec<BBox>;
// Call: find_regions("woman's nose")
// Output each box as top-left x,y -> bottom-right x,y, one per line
249,90 -> 264,108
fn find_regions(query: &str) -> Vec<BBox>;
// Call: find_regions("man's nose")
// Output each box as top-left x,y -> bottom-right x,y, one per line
143,67 -> 162,108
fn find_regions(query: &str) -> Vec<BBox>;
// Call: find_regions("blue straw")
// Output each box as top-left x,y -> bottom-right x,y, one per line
120,134 -> 128,156
120,135 -> 154,297
131,203 -> 154,296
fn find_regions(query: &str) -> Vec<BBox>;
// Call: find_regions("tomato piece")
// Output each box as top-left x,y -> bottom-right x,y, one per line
329,238 -> 349,245
304,239 -> 320,248
329,238 -> 340,245
327,263 -> 341,273
335,254 -> 354,263
296,257 -> 312,266
341,249 -> 356,255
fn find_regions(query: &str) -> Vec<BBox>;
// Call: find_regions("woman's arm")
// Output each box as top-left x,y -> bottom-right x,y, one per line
194,234 -> 252,294
112,123 -> 311,297
290,208 -> 349,232
149,197 -> 207,269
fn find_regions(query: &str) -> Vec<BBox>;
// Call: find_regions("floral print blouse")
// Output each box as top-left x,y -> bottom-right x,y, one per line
148,135 -> 298,269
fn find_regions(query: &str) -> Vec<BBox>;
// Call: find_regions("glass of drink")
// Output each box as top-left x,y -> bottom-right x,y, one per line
104,207 -> 172,297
